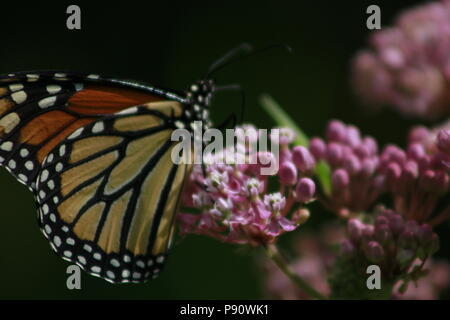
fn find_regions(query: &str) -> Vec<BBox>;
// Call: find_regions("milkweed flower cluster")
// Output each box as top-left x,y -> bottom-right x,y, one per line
177,0 -> 450,296
178,126 -> 316,245
328,206 -> 440,298
309,120 -> 450,225
352,0 -> 450,118
264,222 -> 449,299
308,120 -> 382,217
342,207 -> 439,270
382,124 -> 450,224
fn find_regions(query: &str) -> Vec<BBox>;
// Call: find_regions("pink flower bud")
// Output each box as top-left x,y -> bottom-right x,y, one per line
363,136 -> 378,156
409,126 -> 429,144
364,241 -> 385,263
386,162 -> 402,190
437,130 -> 450,155
326,120 -> 347,142
343,154 -> 361,175
383,145 -> 406,164
375,215 -> 389,229
327,143 -> 344,166
275,128 -> 296,145
331,168 -> 350,190
402,160 -> 419,180
375,224 -> 392,245
388,213 -> 405,235
279,161 -> 298,186
292,146 -> 316,173
345,125 -> 362,147
407,143 -> 426,161
348,218 -> 365,242
360,158 -> 377,177
362,224 -> 375,240
279,149 -> 292,164
292,208 -> 310,225
295,178 -> 316,203
309,137 -> 326,159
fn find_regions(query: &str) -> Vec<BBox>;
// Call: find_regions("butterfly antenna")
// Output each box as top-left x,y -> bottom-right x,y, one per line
206,43 -> 293,78
214,84 -> 246,124
206,43 -> 253,78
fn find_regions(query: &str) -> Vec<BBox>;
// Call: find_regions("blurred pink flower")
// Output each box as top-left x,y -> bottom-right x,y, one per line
352,0 -> 450,119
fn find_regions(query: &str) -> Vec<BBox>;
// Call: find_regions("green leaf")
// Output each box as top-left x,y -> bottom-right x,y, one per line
259,94 -> 332,196
315,161 -> 332,196
259,94 -> 308,146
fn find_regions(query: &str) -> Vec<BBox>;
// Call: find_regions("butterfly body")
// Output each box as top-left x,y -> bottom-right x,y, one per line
0,71 -> 214,283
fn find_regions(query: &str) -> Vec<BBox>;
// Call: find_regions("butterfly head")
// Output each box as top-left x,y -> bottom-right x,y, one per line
184,79 -> 215,129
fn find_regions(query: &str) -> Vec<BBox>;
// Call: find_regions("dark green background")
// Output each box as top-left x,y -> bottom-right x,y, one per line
0,0 -> 439,299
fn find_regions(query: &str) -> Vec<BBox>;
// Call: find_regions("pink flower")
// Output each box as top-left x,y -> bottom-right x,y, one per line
313,119 -> 450,224
352,0 -> 450,119
178,125 -> 316,245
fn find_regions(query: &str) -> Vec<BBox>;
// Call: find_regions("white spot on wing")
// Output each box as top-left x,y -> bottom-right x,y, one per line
47,180 -> 55,190
55,162 -> 63,172
46,85 -> 62,94
68,127 -> 83,139
92,122 -> 104,133
40,169 -> 49,182
8,159 -> 16,169
9,84 -> 23,92
26,74 -> 39,82
117,107 -> 138,115
77,256 -> 87,265
20,148 -> 29,157
59,145 -> 66,156
25,161 -> 34,171
53,236 -> 61,247
38,96 -> 57,109
0,141 -> 13,151
11,91 -> 27,104
0,112 -> 20,134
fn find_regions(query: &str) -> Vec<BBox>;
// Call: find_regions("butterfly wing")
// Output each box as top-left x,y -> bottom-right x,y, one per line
36,101 -> 191,283
0,71 -> 182,189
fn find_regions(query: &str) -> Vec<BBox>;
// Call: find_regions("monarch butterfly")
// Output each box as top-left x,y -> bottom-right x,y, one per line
0,44 -> 282,284
0,68 -> 215,283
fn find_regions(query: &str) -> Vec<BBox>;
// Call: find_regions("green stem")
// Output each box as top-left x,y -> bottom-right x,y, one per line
264,243 -> 328,300
259,94 -> 309,146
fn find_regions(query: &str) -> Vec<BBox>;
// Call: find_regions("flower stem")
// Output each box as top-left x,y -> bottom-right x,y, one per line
263,243 -> 328,300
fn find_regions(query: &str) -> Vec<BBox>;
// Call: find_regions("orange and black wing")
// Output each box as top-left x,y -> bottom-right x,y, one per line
0,71 -> 183,189
36,101 -> 191,283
